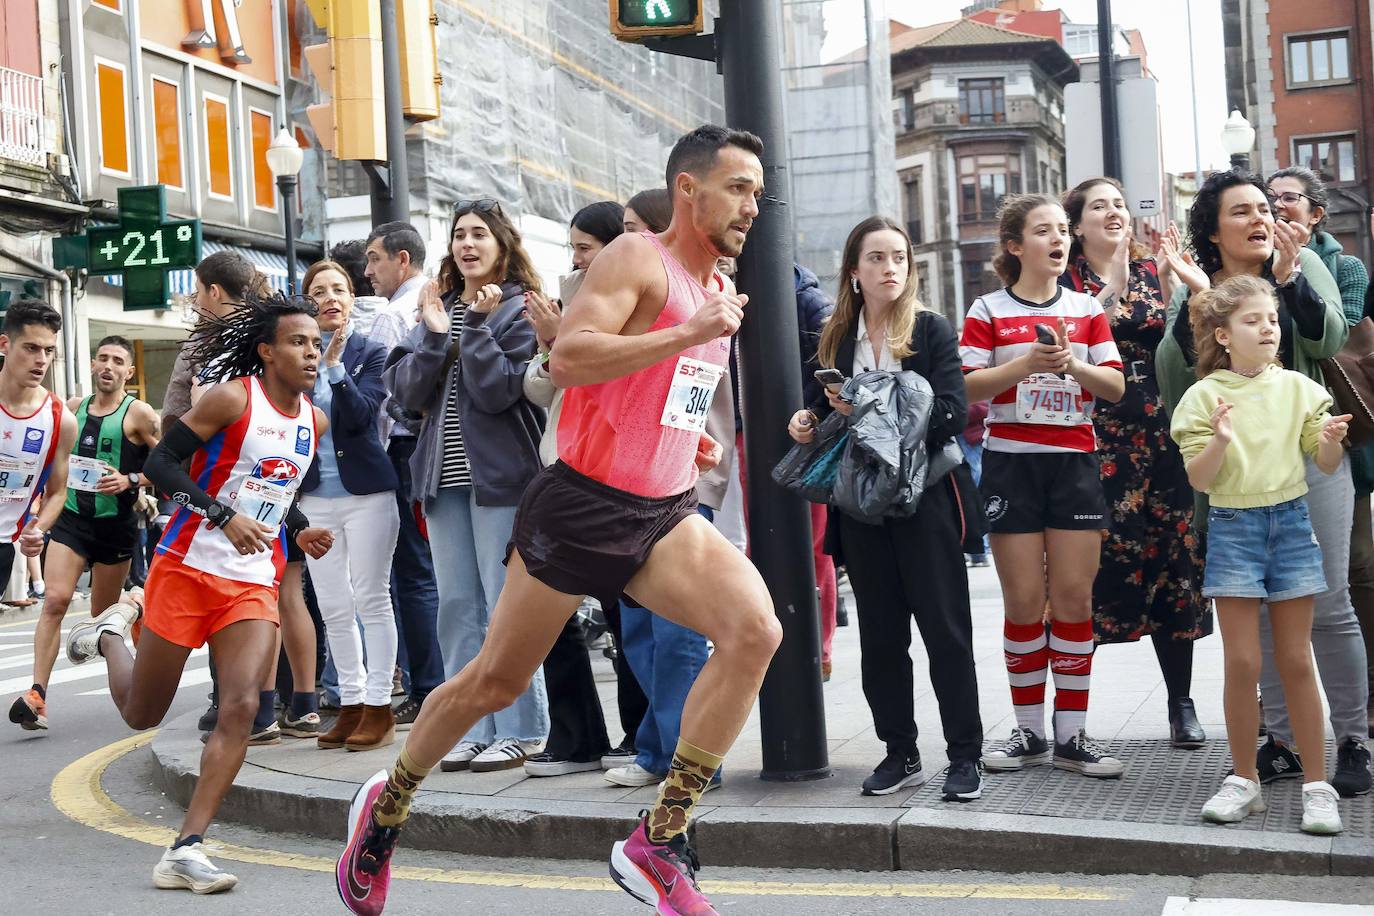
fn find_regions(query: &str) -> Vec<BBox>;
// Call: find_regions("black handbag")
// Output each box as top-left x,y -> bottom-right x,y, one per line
771,410 -> 848,504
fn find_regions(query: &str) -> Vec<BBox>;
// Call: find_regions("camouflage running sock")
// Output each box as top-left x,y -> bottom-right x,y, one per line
646,739 -> 724,844
372,745 -> 432,828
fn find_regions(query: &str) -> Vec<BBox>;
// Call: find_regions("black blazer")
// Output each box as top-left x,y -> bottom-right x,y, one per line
812,309 -> 985,557
302,332 -> 399,496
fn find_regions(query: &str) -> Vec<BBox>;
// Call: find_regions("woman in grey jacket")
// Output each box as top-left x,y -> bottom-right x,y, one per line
384,199 -> 548,773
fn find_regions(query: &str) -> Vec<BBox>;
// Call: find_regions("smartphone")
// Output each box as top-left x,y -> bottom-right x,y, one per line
814,368 -> 846,393
1034,323 -> 1065,378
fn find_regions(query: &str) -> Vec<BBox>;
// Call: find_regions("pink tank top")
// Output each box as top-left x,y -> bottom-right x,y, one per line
558,233 -> 731,498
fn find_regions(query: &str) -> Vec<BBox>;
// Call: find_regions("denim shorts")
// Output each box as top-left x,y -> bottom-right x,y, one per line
1202,497 -> 1327,602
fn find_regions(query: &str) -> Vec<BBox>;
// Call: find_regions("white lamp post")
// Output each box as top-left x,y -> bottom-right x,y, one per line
265,128 -> 305,293
1220,109 -> 1256,175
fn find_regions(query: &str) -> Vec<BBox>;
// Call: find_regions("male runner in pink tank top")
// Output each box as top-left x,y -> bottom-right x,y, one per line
338,126 -> 780,916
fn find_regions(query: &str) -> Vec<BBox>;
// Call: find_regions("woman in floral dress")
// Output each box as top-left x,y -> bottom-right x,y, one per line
1061,177 -> 1211,748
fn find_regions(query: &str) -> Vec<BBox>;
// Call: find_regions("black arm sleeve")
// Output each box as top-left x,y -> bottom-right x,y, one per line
285,501 -> 310,543
144,420 -> 235,527
1277,272 -> 1327,340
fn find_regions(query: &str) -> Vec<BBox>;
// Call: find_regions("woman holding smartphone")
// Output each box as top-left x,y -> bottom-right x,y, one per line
788,216 -> 985,802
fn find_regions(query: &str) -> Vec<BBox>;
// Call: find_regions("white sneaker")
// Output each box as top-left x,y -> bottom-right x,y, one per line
604,762 -> 662,787
1301,781 -> 1343,835
1201,774 -> 1266,823
152,843 -> 238,894
470,737 -> 540,773
66,599 -> 142,664
439,740 -> 488,772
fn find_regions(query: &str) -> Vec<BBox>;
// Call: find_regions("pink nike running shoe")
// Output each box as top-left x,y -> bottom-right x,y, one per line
609,814 -> 718,916
337,770 -> 399,915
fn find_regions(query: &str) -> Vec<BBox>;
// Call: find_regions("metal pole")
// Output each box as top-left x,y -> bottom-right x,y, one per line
278,175 -> 299,294
371,0 -> 410,225
1096,0 -> 1120,180
719,2 -> 830,782
1185,0 -> 1205,185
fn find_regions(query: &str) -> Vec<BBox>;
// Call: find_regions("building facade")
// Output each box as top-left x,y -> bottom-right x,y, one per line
891,17 -> 1076,321
0,0 -> 88,397
57,0 -> 321,402
1225,0 -> 1373,261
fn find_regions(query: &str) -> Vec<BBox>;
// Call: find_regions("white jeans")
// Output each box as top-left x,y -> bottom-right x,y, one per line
303,491 -> 401,706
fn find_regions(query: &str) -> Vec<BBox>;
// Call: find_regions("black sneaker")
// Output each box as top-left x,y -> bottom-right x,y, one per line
196,704 -> 218,732
601,739 -> 637,770
1331,739 -> 1372,798
1053,730 -> 1125,778
981,727 -> 1050,772
393,696 -> 422,731
860,748 -> 927,796
1255,735 -> 1303,784
941,758 -> 984,802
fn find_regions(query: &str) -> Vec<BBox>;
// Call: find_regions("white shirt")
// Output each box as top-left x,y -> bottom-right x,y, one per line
370,274 -> 425,443
853,310 -> 900,374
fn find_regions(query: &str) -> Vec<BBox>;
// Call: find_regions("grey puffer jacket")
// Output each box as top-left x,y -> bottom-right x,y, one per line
384,282 -> 544,507
831,369 -> 960,524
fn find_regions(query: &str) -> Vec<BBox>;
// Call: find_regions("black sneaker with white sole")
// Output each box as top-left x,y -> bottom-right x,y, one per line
392,696 -> 422,730
523,753 -> 603,777
941,758 -> 984,802
1255,735 -> 1303,784
1331,738 -> 1372,798
981,727 -> 1050,772
860,748 -> 927,796
1053,730 -> 1125,778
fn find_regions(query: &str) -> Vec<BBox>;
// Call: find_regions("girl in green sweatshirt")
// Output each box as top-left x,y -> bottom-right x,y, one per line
1171,274 -> 1350,835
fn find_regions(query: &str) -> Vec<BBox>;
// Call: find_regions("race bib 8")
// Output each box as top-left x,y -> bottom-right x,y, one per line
1016,374 -> 1087,426
661,356 -> 722,434
0,455 -> 38,502
67,454 -> 108,493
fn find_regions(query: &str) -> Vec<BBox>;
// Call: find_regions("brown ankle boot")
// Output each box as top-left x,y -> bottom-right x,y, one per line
345,703 -> 396,752
317,704 -> 364,749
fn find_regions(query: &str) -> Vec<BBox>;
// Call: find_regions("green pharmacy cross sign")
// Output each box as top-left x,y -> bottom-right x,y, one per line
54,185 -> 202,311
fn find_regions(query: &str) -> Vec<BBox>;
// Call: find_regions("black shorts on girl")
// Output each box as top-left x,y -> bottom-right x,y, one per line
979,451 -> 1107,534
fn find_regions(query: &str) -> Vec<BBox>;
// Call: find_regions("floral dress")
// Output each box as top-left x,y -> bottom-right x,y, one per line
1066,256 -> 1211,643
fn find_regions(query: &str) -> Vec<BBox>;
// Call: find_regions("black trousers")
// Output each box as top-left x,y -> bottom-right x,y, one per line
541,619 -> 613,761
604,600 -> 647,746
837,478 -> 983,763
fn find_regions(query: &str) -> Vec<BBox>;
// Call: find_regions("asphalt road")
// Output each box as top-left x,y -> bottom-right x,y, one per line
2,602 -> 1372,916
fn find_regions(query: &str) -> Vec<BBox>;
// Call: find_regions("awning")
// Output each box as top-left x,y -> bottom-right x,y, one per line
103,240 -> 291,297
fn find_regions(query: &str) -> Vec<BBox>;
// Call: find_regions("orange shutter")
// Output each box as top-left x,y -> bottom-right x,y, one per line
96,63 -> 129,174
152,79 -> 182,187
91,0 -> 120,9
250,110 -> 274,209
205,96 -> 232,197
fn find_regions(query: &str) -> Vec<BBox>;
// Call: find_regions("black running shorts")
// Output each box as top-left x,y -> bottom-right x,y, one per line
49,508 -> 138,566
508,461 -> 699,609
979,450 -> 1107,534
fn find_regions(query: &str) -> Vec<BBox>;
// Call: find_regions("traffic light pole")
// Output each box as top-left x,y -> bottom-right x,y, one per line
717,4 -> 830,782
1097,0 -> 1121,180
366,0 -> 410,225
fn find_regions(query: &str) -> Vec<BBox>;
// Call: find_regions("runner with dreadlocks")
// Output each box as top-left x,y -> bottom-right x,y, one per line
67,292 -> 335,895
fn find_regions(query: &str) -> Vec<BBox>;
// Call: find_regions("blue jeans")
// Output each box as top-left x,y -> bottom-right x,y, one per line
428,485 -> 548,744
1204,497 -> 1327,602
957,439 -> 990,557
620,505 -> 713,776
388,438 -> 443,702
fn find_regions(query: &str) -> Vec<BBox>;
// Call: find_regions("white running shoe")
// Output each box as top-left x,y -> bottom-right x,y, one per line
1201,774 -> 1266,823
469,737 -> 539,773
439,740 -> 487,773
66,599 -> 142,664
604,762 -> 662,788
1301,781 -> 1343,835
153,843 -> 238,894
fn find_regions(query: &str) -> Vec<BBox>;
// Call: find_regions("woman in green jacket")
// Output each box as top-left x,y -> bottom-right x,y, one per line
1158,170 -> 1371,798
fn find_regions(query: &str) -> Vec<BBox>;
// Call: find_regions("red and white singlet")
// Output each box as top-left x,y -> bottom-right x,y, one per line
0,392 -> 62,541
157,377 -> 316,586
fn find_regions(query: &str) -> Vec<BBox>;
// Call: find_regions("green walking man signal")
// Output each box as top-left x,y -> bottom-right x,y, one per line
609,0 -> 702,40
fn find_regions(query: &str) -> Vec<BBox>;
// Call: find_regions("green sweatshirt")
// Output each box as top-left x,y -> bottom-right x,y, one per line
1170,365 -> 1332,508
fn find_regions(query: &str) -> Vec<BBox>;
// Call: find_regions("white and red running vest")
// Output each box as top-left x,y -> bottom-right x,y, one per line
0,393 -> 62,542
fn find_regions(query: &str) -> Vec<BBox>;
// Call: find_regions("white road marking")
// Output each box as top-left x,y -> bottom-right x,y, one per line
1162,899 -> 1374,914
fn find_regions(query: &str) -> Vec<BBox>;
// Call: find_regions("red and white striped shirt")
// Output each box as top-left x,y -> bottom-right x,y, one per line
959,287 -> 1122,454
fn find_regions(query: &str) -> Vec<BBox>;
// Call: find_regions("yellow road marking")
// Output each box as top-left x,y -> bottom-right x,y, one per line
52,733 -> 1121,901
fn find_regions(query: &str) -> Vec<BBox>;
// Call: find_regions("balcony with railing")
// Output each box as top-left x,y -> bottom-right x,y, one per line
0,66 -> 45,167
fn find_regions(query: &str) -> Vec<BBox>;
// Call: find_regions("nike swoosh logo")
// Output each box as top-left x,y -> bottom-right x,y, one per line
346,843 -> 372,901
648,850 -> 680,896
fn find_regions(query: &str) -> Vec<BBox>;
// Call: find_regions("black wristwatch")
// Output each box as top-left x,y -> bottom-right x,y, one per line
127,472 -> 142,487
206,501 -> 235,529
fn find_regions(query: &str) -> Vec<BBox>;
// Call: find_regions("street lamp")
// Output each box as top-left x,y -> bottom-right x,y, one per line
265,128 -> 304,294
1220,109 -> 1256,175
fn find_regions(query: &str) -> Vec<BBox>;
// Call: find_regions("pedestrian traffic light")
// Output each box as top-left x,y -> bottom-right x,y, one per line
396,0 -> 441,122
609,0 -> 703,41
302,0 -> 386,161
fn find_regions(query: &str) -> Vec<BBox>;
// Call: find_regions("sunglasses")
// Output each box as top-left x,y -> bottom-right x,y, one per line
1267,190 -> 1318,208
455,198 -> 503,217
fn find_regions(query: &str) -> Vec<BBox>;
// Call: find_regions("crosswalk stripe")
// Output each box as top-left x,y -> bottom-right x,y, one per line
78,665 -> 213,696
0,652 -> 35,671
1162,898 -> 1374,914
0,647 -> 207,695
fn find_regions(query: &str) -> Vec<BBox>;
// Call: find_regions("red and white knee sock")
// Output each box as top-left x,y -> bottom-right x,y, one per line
1004,620 -> 1049,738
1049,618 -> 1095,745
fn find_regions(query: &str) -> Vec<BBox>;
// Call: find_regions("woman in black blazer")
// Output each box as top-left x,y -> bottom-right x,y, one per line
788,216 -> 985,802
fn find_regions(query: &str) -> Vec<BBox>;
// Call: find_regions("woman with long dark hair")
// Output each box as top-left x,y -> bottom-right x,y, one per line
788,216 -> 985,801
1158,170 -> 1370,797
386,198 -> 548,773
1060,177 -> 1210,748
